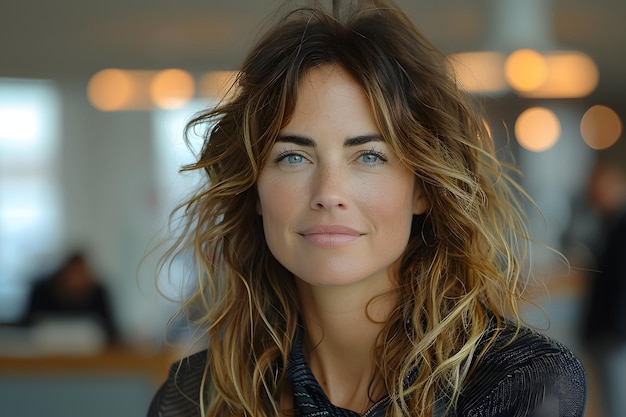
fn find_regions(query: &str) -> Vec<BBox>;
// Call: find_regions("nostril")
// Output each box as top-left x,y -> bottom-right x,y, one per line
310,172 -> 348,209
312,200 -> 346,210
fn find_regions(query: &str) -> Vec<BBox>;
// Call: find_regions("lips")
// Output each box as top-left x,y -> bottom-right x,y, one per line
299,225 -> 362,247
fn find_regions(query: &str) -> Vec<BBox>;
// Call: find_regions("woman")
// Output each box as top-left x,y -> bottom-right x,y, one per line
148,1 -> 586,416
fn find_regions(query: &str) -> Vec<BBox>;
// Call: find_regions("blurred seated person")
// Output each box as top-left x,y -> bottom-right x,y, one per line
581,157 -> 626,417
20,251 -> 118,344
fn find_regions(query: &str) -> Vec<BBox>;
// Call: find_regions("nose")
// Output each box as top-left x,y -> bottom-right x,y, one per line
310,165 -> 348,210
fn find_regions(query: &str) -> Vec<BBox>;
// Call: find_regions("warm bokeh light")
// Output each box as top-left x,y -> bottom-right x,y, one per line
87,69 -> 135,111
87,69 -> 158,111
515,107 -> 561,152
88,68 -> 197,111
198,71 -> 240,101
580,105 -> 623,150
449,52 -> 507,94
521,51 -> 599,98
505,49 -> 549,93
150,69 -> 195,110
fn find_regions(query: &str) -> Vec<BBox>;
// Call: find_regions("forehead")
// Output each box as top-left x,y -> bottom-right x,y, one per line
297,64 -> 364,101
282,64 -> 379,134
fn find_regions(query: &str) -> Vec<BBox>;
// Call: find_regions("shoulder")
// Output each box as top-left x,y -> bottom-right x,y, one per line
457,322 -> 587,417
473,323 -> 584,378
147,349 -> 208,417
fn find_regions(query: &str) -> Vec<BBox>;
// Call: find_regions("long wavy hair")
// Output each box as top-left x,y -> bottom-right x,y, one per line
162,1 -> 534,416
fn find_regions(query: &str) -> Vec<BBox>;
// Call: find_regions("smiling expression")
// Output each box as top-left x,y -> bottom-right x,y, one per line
256,64 -> 427,289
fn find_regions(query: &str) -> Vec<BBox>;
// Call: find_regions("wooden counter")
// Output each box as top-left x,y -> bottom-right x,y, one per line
0,346 -> 175,385
0,346 -> 181,417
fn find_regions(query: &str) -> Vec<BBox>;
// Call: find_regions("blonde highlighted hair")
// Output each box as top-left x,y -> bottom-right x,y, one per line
162,1 -> 534,415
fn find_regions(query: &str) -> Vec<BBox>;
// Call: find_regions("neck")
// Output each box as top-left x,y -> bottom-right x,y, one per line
295,279 -> 397,412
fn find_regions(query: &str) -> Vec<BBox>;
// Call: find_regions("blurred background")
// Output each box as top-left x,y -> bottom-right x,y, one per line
0,0 -> 624,416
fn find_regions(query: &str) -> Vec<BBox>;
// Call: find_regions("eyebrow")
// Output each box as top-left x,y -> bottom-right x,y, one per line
275,134 -> 384,147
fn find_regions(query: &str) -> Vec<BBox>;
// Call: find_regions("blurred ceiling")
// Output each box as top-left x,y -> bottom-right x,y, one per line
1,0 -> 625,100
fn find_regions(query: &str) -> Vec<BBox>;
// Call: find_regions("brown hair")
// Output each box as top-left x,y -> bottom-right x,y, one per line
163,1 -> 533,415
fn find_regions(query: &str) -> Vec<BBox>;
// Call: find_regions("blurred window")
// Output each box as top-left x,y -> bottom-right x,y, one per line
151,102 -> 208,303
152,103 -> 205,213
0,78 -> 62,322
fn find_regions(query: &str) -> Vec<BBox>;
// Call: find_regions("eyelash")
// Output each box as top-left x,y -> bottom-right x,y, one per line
272,148 -> 389,165
357,148 -> 388,164
274,150 -> 306,164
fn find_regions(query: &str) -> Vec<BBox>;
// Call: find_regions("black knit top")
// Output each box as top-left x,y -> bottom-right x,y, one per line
147,323 -> 586,417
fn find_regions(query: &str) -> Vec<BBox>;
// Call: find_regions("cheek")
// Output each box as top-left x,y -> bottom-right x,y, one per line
257,185 -> 298,270
257,178 -> 300,249
366,180 -> 416,236
366,175 -> 415,212
257,178 -> 297,218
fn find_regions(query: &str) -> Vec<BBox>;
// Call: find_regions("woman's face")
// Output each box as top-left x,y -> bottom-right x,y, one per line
257,64 -> 427,289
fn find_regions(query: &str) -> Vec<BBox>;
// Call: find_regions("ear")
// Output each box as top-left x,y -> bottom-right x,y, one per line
412,186 -> 428,215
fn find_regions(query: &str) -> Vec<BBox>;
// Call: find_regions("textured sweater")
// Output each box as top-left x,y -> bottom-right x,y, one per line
147,323 -> 586,417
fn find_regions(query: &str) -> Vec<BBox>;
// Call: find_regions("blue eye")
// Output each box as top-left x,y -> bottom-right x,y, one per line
360,153 -> 380,163
358,150 -> 388,165
285,154 -> 304,164
274,152 -> 306,165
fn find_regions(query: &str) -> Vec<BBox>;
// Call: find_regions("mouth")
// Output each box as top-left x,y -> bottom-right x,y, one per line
299,225 -> 362,248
